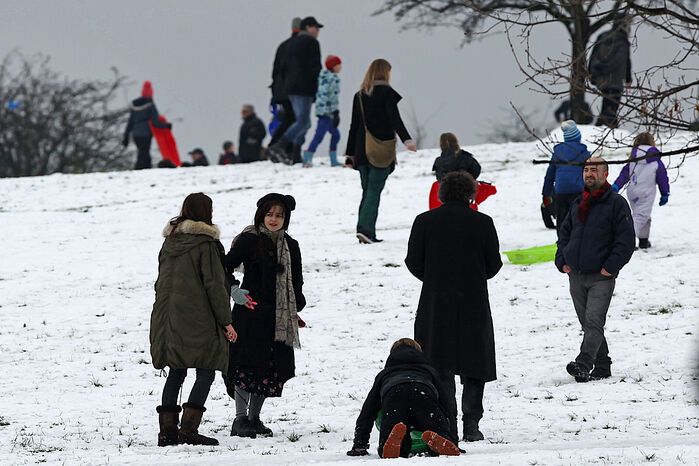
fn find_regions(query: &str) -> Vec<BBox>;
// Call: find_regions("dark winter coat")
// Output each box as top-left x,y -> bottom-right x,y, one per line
432,149 -> 481,182
555,188 -> 635,275
284,32 -> 321,97
542,142 -> 591,196
352,346 -> 452,448
405,202 -> 502,382
345,85 -> 412,169
238,113 -> 267,163
588,29 -> 632,89
225,230 -> 306,384
150,220 -> 232,374
123,97 -> 169,141
270,33 -> 297,103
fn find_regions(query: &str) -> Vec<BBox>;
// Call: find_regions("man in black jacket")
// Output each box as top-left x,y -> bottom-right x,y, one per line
238,105 -> 266,163
556,156 -> 635,383
268,16 -> 323,165
588,15 -> 632,128
269,17 -> 301,148
347,339 -> 460,458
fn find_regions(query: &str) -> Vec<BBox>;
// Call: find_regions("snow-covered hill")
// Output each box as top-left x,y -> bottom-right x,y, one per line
1,128 -> 698,465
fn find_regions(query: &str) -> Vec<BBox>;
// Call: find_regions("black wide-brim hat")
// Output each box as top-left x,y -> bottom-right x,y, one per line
257,193 -> 296,211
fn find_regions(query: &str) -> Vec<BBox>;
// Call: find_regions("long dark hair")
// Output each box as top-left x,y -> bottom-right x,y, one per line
169,193 -> 213,231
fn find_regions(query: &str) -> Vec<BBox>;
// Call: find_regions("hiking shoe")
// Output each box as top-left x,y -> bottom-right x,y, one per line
590,366 -> 612,380
422,431 -> 460,456
249,418 -> 273,438
381,422 -> 407,459
230,417 -> 256,438
566,361 -> 590,383
267,143 -> 290,164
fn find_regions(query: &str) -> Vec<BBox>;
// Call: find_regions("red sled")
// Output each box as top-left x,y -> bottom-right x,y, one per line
150,116 -> 181,166
429,180 -> 497,211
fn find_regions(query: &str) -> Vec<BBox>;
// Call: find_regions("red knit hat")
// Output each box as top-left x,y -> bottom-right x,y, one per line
141,81 -> 154,98
325,55 -> 342,71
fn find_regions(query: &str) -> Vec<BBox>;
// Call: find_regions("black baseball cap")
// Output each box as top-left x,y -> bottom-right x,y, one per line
300,16 -> 323,29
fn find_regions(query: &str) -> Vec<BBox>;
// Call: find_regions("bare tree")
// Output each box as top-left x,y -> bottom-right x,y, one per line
0,52 -> 129,178
482,106 -> 541,143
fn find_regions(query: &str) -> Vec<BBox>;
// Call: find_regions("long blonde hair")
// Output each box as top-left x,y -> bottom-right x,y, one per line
360,59 -> 392,95
632,132 -> 655,148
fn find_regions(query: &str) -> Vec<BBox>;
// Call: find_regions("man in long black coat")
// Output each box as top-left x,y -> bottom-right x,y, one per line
588,15 -> 632,128
405,172 -> 502,443
238,105 -> 266,163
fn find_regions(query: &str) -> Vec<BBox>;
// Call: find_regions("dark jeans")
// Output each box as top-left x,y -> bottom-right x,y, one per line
134,135 -> 152,170
598,87 -> 622,126
437,370 -> 485,440
569,271 -> 616,371
162,368 -> 215,407
378,383 -> 454,458
282,95 -> 313,146
555,193 -> 580,234
270,99 -> 295,146
357,164 -> 392,239
307,116 -> 340,153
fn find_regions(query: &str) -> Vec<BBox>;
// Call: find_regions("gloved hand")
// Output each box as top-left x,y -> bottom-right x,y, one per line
332,110 -> 340,128
542,196 -> 553,207
659,194 -> 669,206
346,446 -> 369,456
611,183 -> 620,192
230,285 -> 255,308
166,123 -> 173,130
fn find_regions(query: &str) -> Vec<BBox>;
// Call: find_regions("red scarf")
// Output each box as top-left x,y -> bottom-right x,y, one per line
578,182 -> 610,222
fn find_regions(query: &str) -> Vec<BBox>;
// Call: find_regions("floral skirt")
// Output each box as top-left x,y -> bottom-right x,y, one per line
231,360 -> 285,397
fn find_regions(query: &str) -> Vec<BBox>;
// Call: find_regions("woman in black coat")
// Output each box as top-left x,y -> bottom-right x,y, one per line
345,59 -> 416,244
225,193 -> 305,439
404,172 -> 502,443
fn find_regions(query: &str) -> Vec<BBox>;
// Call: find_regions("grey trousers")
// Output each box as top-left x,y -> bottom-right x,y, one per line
569,271 -> 616,370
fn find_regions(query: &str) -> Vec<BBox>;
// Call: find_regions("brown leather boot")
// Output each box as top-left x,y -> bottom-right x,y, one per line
156,405 -> 181,447
178,403 -> 218,446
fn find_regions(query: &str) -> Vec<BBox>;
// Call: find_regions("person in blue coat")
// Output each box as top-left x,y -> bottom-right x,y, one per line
123,81 -> 171,170
542,120 -> 591,233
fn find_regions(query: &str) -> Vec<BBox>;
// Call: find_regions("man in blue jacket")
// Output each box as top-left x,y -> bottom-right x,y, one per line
555,157 -> 635,382
542,120 -> 591,233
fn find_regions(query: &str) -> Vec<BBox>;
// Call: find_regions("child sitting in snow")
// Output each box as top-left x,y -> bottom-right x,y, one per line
612,132 -> 670,249
346,339 -> 460,459
303,55 -> 342,167
432,132 -> 481,182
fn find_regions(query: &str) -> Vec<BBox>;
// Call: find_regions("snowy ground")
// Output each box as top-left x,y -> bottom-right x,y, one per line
1,127 -> 698,465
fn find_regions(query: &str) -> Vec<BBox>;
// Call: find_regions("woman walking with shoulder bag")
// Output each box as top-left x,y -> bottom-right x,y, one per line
345,59 -> 417,244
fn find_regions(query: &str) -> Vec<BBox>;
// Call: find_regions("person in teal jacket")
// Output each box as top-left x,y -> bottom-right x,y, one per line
303,55 -> 342,167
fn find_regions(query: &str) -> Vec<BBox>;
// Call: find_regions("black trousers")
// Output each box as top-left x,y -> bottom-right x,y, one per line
437,370 -> 485,439
161,368 -> 215,408
270,99 -> 295,146
378,383 -> 454,458
555,193 -> 580,234
134,135 -> 152,170
598,87 -> 622,126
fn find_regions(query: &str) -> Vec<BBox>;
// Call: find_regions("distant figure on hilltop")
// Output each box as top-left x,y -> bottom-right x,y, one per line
612,132 -> 670,249
303,55 -> 342,167
123,81 -> 172,169
238,105 -> 266,163
541,120 -> 591,234
182,148 -> 209,167
269,17 -> 301,150
268,16 -> 324,165
588,15 -> 633,128
219,141 -> 238,165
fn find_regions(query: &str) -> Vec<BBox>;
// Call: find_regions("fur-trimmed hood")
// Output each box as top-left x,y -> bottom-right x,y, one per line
162,219 -> 221,239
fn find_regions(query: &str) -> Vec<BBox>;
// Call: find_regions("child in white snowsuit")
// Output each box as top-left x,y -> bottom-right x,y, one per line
303,55 -> 342,167
612,132 -> 670,249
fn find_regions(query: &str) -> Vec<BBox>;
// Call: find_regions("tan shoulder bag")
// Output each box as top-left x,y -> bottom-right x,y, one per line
357,92 -> 397,168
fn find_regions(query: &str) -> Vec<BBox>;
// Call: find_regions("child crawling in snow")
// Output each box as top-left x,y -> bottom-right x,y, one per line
612,132 -> 670,249
346,338 -> 460,458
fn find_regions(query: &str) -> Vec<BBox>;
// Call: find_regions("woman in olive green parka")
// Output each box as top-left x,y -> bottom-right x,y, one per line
150,193 -> 238,447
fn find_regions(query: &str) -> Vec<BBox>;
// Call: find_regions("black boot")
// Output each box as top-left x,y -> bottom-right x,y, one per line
249,418 -> 273,437
178,403 -> 218,446
267,139 -> 291,164
590,365 -> 612,380
290,144 -> 302,165
156,405 -> 181,447
566,361 -> 590,383
638,238 -> 651,249
230,416 -> 257,438
462,419 -> 484,442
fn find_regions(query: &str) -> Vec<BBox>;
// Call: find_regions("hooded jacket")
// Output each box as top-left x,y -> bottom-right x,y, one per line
150,220 -> 232,374
123,97 -> 169,140
432,149 -> 481,182
351,346 -> 451,449
542,142 -> 592,196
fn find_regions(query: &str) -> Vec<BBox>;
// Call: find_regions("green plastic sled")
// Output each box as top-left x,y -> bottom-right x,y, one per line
504,243 -> 557,265
374,411 -> 430,455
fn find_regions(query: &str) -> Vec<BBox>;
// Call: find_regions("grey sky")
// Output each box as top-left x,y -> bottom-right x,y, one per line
1,0 -> 688,157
